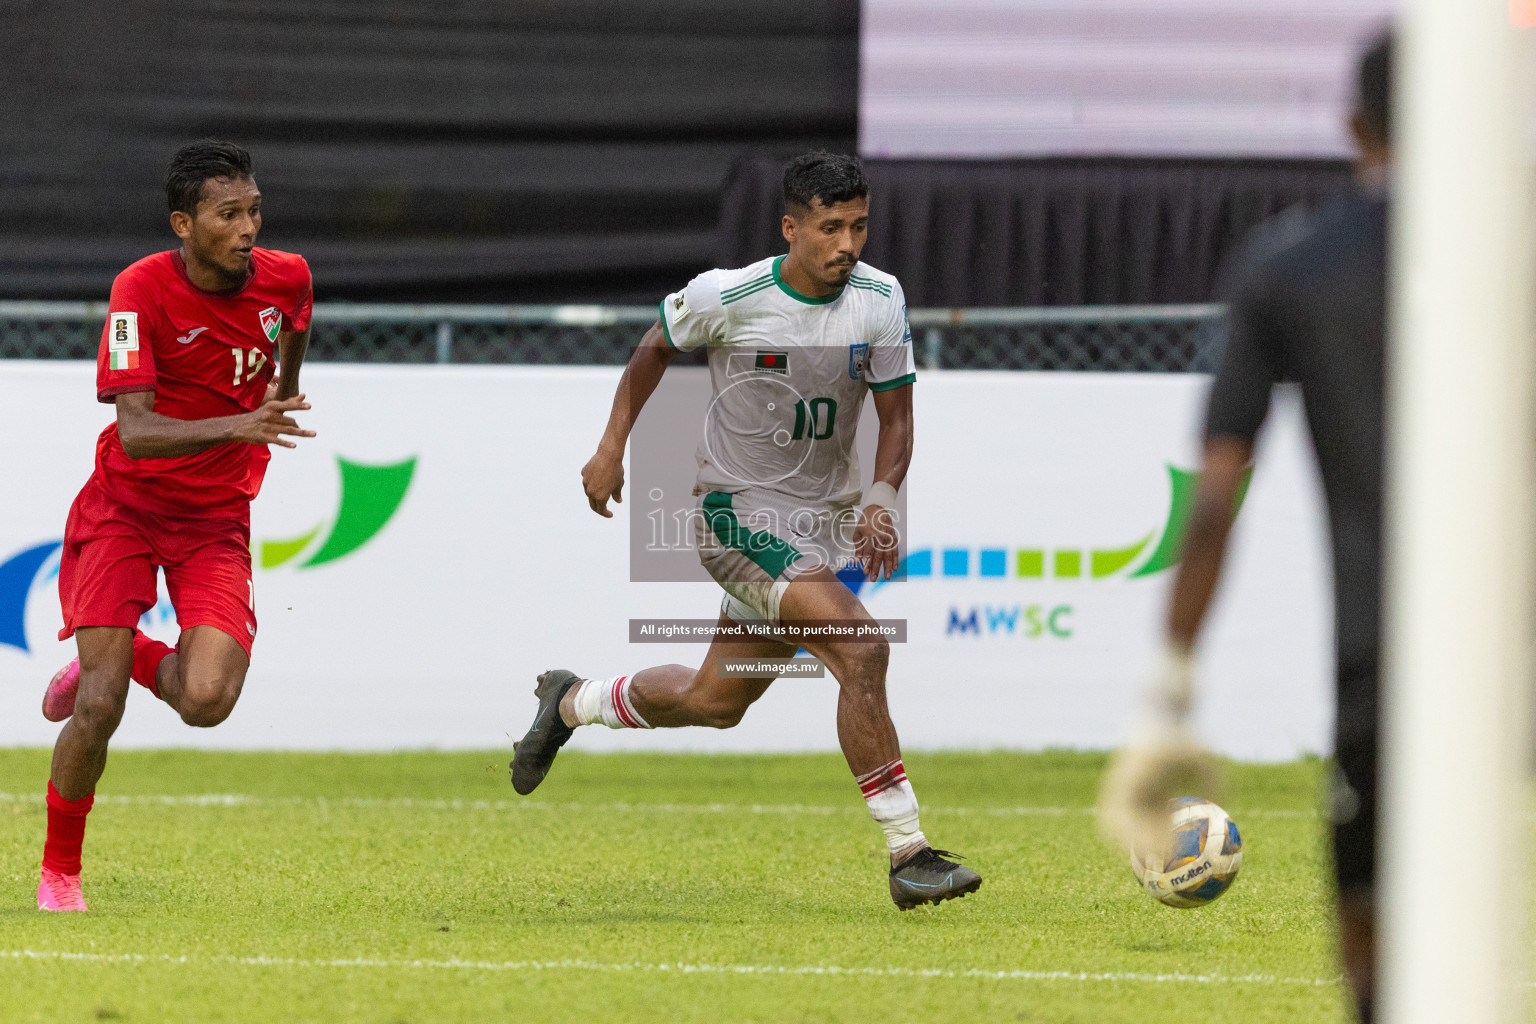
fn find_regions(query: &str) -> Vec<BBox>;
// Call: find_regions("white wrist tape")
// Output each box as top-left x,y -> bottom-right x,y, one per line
866,481 -> 899,510
1147,641 -> 1198,727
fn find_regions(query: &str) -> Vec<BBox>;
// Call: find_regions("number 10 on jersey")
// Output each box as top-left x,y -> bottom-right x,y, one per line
792,397 -> 837,441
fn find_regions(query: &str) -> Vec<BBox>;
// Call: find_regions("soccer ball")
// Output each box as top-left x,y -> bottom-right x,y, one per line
1129,797 -> 1243,908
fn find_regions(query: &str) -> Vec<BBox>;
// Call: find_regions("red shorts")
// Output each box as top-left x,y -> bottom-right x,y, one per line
57,474 -> 257,656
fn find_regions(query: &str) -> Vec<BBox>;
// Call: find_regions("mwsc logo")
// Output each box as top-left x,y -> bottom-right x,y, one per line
0,455 -> 416,654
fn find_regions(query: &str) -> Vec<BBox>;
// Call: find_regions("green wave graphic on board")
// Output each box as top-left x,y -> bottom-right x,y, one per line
873,461 -> 1257,591
259,456 -> 417,570
259,525 -> 323,569
1129,464 -> 1253,577
1091,533 -> 1153,578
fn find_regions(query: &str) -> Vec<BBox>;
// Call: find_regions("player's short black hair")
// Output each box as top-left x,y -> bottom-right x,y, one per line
1356,30 -> 1393,147
783,151 -> 869,215
166,139 -> 254,216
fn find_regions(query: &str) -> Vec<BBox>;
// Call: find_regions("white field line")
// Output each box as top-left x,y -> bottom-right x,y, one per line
0,949 -> 1339,986
0,792 -> 1315,818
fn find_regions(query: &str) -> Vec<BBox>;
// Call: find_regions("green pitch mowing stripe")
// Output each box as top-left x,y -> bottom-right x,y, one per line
0,791 -> 1319,819
0,750 -> 1350,1023
0,949 -> 1341,986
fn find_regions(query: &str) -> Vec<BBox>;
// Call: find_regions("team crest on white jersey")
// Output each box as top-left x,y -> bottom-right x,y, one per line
258,306 -> 282,342
848,343 -> 869,380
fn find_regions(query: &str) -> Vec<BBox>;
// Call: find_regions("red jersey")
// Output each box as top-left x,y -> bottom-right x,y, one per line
94,248 -> 313,519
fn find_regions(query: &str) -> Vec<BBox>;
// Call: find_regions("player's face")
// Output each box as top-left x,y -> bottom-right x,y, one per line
173,176 -> 262,286
787,197 -> 869,289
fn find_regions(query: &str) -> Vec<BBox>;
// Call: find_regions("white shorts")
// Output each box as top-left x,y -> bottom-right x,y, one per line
694,487 -> 858,625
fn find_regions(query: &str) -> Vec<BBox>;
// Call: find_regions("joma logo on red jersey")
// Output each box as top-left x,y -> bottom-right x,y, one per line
258,306 -> 282,342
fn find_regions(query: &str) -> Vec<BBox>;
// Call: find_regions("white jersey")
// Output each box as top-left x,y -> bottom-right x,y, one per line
660,255 -> 916,505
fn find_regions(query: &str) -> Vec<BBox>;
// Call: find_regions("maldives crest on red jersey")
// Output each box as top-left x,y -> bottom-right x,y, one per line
258,305 -> 282,342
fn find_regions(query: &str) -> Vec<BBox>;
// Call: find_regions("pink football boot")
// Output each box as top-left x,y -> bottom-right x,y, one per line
41,658 -> 80,723
37,867 -> 87,912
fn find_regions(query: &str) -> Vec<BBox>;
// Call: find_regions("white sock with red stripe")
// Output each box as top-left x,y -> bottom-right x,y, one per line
856,758 -> 926,857
572,675 -> 652,730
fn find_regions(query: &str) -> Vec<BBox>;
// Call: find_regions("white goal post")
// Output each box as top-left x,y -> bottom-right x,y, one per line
1382,3 -> 1536,1023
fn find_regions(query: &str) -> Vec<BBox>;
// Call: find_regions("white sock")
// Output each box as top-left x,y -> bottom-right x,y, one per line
856,758 -> 926,857
572,675 -> 652,730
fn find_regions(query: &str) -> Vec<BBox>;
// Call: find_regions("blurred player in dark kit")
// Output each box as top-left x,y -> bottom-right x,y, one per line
1101,32 -> 1393,1023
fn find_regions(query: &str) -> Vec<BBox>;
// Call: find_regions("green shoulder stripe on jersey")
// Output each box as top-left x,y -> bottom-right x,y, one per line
701,491 -> 803,580
868,372 -> 917,392
772,256 -> 842,305
657,299 -> 679,349
721,278 -> 776,305
720,273 -> 774,301
722,270 -> 772,291
847,276 -> 893,297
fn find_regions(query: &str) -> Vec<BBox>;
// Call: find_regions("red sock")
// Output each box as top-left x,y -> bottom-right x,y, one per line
131,630 -> 172,698
42,781 -> 94,876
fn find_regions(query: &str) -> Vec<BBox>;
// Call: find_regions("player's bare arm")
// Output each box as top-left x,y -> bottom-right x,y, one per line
855,383 -> 912,581
114,389 -> 315,460
1166,436 -> 1255,646
1099,435 -> 1249,853
272,325 -> 311,401
581,320 -> 675,517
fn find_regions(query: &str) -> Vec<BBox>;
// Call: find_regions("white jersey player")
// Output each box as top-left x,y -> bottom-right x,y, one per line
511,152 -> 981,910
668,251 -> 915,625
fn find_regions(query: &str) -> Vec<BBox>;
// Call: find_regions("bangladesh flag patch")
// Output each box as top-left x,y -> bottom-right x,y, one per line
754,350 -> 789,374
258,306 -> 282,342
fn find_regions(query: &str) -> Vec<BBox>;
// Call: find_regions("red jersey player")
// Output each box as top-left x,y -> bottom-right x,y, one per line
35,140 -> 316,912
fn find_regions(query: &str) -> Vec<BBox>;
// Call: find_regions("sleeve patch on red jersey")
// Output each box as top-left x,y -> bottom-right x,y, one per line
108,312 -> 140,370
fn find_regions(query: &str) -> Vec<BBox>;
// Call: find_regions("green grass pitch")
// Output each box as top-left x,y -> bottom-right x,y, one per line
0,749 -> 1352,1023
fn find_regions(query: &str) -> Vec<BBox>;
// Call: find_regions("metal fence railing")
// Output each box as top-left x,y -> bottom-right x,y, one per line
0,301 -> 1225,372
